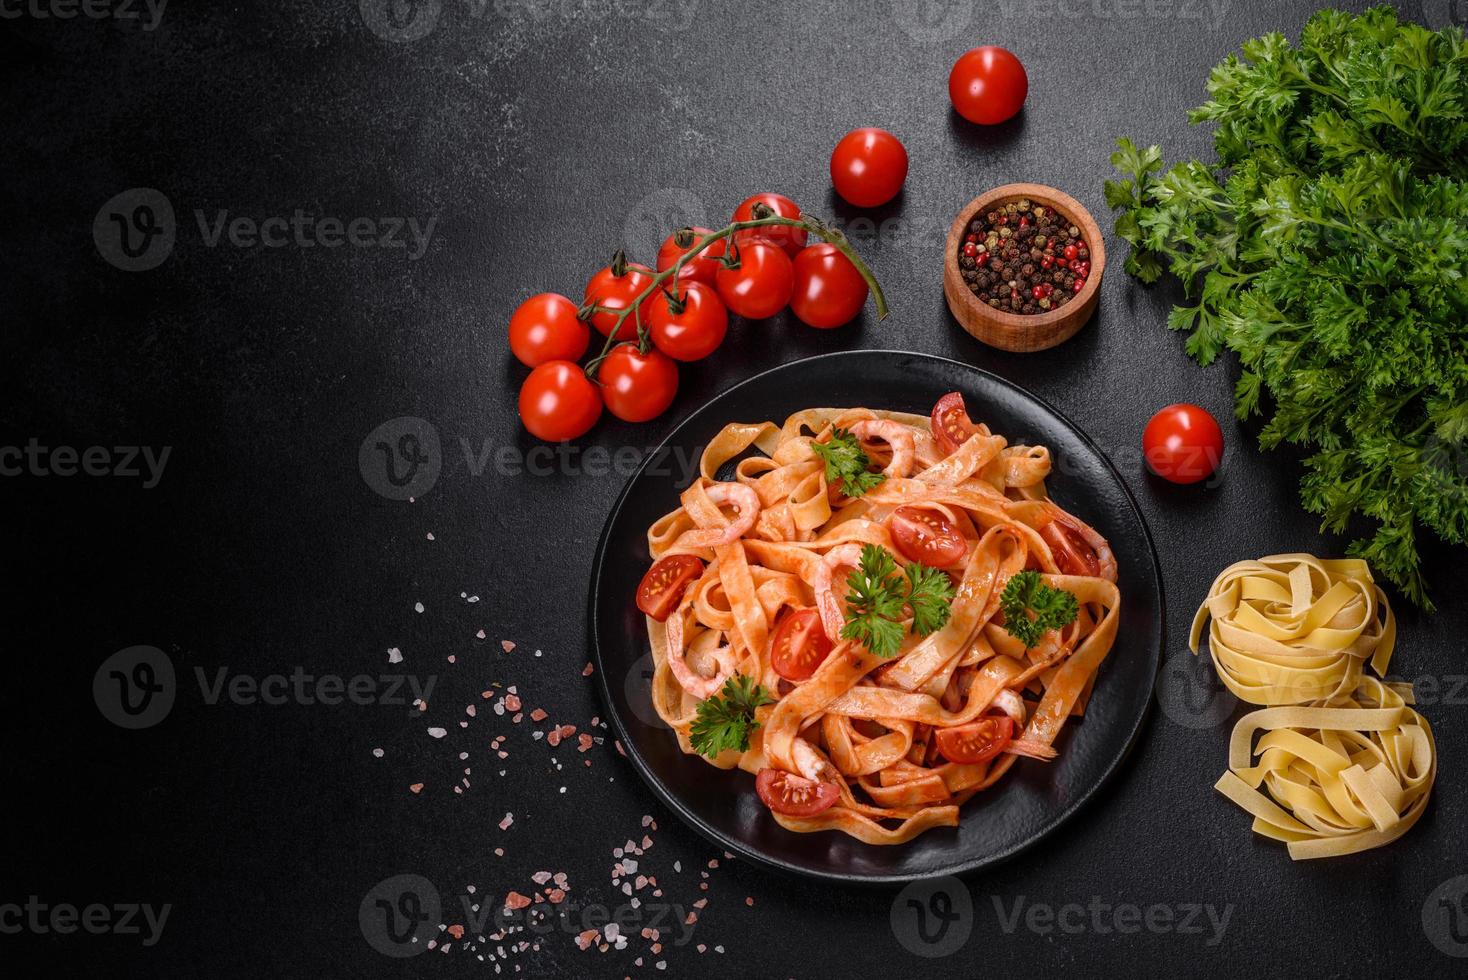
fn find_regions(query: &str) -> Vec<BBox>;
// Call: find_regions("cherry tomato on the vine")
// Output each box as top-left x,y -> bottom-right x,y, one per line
648,281 -> 728,362
584,259 -> 655,341
1142,403 -> 1225,484
829,128 -> 909,208
599,345 -> 679,423
789,243 -> 868,329
518,360 -> 602,442
731,193 -> 807,258
656,226 -> 726,287
948,46 -> 1028,125
715,242 -> 794,320
508,292 -> 590,368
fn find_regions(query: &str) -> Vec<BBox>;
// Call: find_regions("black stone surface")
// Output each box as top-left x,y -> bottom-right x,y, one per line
3,0 -> 1465,977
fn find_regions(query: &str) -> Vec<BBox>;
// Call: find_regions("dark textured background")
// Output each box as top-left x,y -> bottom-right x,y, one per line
3,0 -> 1465,976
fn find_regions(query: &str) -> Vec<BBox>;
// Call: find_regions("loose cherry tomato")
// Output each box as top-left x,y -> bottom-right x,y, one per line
769,607 -> 834,682
715,242 -> 794,320
930,392 -> 978,455
599,344 -> 679,423
636,554 -> 703,622
755,768 -> 840,817
1143,403 -> 1225,484
584,259 -> 655,341
1040,516 -> 1101,577
890,505 -> 967,567
731,193 -> 807,258
648,282 -> 728,362
948,46 -> 1028,125
935,716 -> 1014,765
829,127 -> 909,208
656,226 -> 726,287
508,292 -> 590,368
518,360 -> 602,441
790,243 -> 868,329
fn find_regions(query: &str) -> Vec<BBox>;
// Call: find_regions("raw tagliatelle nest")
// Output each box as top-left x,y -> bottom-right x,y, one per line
642,404 -> 1121,845
1192,555 -> 1437,859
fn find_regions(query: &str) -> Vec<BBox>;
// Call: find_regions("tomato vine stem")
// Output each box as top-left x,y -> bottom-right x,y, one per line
583,215 -> 888,378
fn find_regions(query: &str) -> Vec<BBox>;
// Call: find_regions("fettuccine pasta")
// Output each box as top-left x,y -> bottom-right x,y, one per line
636,395 -> 1121,844
1192,555 -> 1437,859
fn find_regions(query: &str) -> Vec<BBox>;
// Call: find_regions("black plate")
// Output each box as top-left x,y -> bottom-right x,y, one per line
588,350 -> 1164,884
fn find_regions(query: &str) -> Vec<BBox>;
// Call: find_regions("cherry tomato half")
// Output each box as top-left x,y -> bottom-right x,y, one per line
518,360 -> 602,442
1142,403 -> 1224,484
755,768 -> 840,817
599,344 -> 679,423
830,127 -> 909,208
732,193 -> 807,258
656,226 -> 727,287
930,391 -> 978,455
790,243 -> 868,329
715,242 -> 794,320
890,505 -> 967,568
636,554 -> 703,622
508,292 -> 590,368
948,46 -> 1028,125
769,607 -> 834,682
1040,516 -> 1101,577
935,716 -> 1014,765
648,281 -> 728,362
584,260 -> 655,341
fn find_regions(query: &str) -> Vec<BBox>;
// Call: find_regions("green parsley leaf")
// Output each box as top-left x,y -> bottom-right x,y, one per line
811,428 -> 886,498
840,544 -> 956,658
1000,570 -> 1079,648
689,675 -> 775,759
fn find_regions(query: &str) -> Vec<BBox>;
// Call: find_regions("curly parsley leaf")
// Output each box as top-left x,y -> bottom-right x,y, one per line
811,428 -> 886,498
689,675 -> 775,759
1000,570 -> 1079,648
840,544 -> 956,657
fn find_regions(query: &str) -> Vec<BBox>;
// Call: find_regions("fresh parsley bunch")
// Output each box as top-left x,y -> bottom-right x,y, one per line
841,544 -> 955,657
999,571 -> 1079,648
811,428 -> 886,498
1107,7 -> 1468,608
689,674 -> 775,759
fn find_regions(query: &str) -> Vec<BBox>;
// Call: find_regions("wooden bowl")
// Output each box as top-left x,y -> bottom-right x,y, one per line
943,183 -> 1105,353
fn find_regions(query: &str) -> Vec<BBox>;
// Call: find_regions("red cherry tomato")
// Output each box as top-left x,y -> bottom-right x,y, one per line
715,242 -> 794,320
599,345 -> 679,423
890,505 -> 967,567
518,360 -> 602,442
656,226 -> 726,287
948,46 -> 1028,125
636,555 -> 703,622
935,716 -> 1013,765
648,282 -> 728,362
1143,403 -> 1225,484
930,392 -> 979,455
769,607 -> 834,682
731,193 -> 807,258
755,768 -> 840,817
508,292 -> 590,368
829,127 -> 909,208
1040,517 -> 1101,577
790,244 -> 868,329
584,260 -> 655,341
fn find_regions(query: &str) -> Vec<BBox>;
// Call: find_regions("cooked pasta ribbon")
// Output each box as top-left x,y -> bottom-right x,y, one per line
1193,555 -> 1436,859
